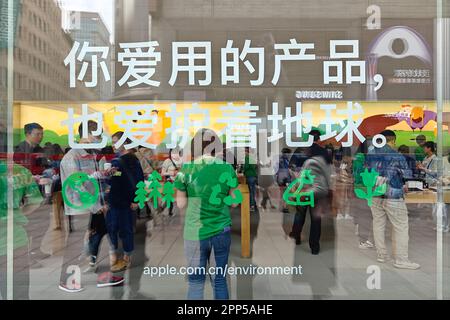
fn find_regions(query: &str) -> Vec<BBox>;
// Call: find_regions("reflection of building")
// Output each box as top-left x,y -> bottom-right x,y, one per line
112,0 -> 437,103
114,0 -> 156,99
66,11 -> 113,100
0,0 -> 96,101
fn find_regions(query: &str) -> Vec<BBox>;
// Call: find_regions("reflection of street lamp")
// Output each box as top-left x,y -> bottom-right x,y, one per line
114,0 -> 164,100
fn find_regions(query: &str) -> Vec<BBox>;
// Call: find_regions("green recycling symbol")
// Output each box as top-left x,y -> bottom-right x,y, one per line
209,172 -> 242,206
62,172 -> 100,210
283,169 -> 316,207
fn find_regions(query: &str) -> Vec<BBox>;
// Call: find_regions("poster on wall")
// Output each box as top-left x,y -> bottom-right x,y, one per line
363,19 -> 434,100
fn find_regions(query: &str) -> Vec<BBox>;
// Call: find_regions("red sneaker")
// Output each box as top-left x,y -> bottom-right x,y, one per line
97,272 -> 125,288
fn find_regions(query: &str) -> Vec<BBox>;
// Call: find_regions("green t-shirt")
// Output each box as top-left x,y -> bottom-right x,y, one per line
0,161 -> 43,256
415,147 -> 426,162
353,152 -> 366,188
243,155 -> 258,177
174,155 -> 237,241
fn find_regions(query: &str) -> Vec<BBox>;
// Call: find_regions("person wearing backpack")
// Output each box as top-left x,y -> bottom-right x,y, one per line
289,141 -> 332,254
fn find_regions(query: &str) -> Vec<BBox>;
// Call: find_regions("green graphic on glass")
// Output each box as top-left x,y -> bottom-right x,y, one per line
208,172 -> 242,206
162,181 -> 175,206
283,169 -> 315,207
62,172 -> 99,210
134,172 -> 175,210
209,184 -> 222,205
134,181 -> 149,209
224,190 -> 243,206
354,168 -> 386,207
148,171 -> 163,209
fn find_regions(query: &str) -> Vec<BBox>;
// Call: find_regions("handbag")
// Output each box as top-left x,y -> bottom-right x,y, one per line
89,212 -> 107,236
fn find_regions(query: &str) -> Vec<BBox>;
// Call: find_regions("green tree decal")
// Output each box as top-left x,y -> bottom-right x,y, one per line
162,181 -> 175,207
148,171 -> 163,209
354,168 -> 387,206
134,181 -> 149,209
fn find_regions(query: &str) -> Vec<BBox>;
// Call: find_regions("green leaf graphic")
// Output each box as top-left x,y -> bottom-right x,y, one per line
354,168 -> 386,207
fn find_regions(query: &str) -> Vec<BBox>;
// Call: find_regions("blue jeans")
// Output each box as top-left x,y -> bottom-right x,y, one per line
246,176 -> 257,207
184,230 -> 231,300
106,207 -> 135,255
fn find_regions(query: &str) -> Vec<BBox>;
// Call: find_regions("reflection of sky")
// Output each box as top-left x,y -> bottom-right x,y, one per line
59,0 -> 114,41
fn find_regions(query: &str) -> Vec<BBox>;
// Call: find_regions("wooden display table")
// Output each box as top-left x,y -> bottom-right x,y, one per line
238,181 -> 250,258
404,190 -> 450,204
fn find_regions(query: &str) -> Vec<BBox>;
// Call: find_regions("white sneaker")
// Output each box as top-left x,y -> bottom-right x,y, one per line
377,253 -> 389,263
58,283 -> 85,293
344,214 -> 353,220
434,226 -> 450,233
336,214 -> 344,220
393,260 -> 421,270
359,240 -> 374,249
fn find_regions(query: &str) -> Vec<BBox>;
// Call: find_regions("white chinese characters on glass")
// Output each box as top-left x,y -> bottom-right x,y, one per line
272,39 -> 315,85
169,42 -> 212,86
61,104 -> 107,149
117,41 -> 161,87
114,106 -> 159,150
217,103 -> 261,149
221,40 -> 265,86
335,101 -> 366,147
64,41 -> 111,88
324,40 -> 366,85
64,39 -> 374,89
165,103 -> 211,148
61,101 -> 371,150
319,104 -> 338,141
267,102 -> 284,143
282,102 -> 313,147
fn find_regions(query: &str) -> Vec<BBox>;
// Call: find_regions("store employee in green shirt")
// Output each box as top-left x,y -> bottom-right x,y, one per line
175,129 -> 238,300
0,160 -> 43,299
414,134 -> 426,162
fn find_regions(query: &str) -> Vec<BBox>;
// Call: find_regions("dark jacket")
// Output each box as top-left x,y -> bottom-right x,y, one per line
367,145 -> 412,199
13,141 -> 46,175
108,153 -> 144,209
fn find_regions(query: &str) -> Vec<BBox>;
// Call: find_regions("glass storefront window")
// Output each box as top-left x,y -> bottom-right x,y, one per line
1,0 -> 450,300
